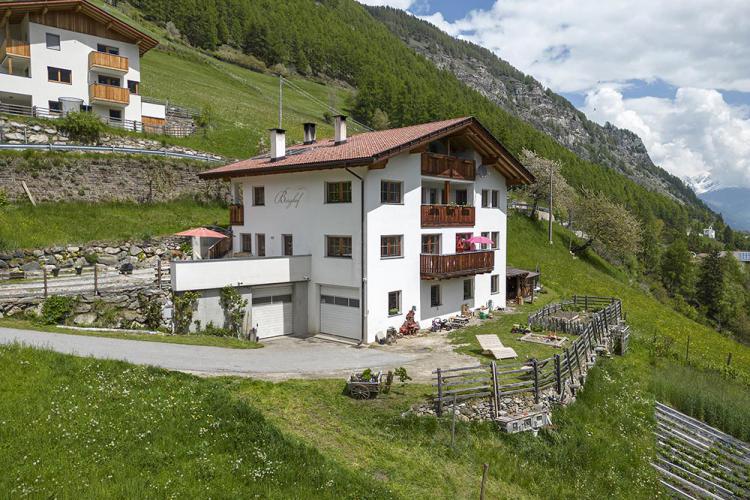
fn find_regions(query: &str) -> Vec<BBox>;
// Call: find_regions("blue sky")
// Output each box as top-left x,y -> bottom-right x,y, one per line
360,0 -> 750,192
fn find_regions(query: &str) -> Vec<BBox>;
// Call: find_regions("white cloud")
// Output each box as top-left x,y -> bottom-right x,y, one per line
422,0 -> 750,94
357,0 -> 417,9
421,1 -> 750,190
583,87 -> 750,189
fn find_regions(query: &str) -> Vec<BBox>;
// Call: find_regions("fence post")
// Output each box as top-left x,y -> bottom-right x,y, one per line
490,361 -> 499,420
573,343 -> 582,378
157,259 -> 162,286
94,264 -> 99,295
565,348 -> 574,384
480,463 -> 489,500
436,367 -> 443,417
451,394 -> 457,449
727,352 -> 733,366
554,354 -> 562,395
532,358 -> 539,404
584,295 -> 589,311
43,267 -> 48,298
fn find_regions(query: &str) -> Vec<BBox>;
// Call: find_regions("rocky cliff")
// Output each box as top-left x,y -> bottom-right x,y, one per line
368,6 -> 700,206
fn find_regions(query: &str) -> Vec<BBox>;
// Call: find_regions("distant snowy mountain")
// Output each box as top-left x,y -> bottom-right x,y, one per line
685,173 -> 719,195
699,187 -> 750,231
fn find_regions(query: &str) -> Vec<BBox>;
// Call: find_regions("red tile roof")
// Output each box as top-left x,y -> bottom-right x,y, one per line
200,117 -> 472,178
199,116 -> 534,184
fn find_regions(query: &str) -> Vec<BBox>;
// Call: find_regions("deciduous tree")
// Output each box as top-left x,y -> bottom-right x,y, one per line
571,190 -> 642,262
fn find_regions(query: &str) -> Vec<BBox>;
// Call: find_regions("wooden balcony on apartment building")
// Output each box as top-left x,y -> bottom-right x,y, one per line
420,250 -> 494,280
421,152 -> 476,180
0,38 -> 30,59
88,51 -> 129,73
421,204 -> 475,227
89,83 -> 129,105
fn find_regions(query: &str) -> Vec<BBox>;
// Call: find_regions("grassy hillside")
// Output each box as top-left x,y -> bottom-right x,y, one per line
140,48 -> 360,159
0,200 -> 226,250
2,214 -> 748,498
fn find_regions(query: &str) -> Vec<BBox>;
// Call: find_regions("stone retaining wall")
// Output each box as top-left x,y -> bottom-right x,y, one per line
0,237 -> 183,274
0,151 -> 229,204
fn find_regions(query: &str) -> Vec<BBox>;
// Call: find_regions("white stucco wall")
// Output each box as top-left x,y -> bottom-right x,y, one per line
5,21 -> 143,120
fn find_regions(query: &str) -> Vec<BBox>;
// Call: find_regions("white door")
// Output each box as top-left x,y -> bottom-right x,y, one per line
252,286 -> 293,339
320,286 -> 360,341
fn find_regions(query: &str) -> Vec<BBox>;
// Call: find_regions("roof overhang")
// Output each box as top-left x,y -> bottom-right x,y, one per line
199,117 -> 535,184
0,0 -> 158,55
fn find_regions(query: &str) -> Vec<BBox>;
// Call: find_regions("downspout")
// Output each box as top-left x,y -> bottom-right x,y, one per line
345,167 -> 366,345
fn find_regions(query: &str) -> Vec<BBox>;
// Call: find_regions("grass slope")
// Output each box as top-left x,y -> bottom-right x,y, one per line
141,49 -> 360,159
0,345 -> 389,498
0,318 -> 261,349
0,199 -> 226,250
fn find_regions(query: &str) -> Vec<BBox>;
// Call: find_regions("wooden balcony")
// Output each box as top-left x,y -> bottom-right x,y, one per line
89,83 -> 129,105
421,152 -> 475,180
229,204 -> 244,225
422,204 -> 475,227
420,251 -> 494,280
89,51 -> 129,73
1,38 -> 30,59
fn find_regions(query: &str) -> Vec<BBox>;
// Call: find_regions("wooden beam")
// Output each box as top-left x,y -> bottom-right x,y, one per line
368,160 -> 388,170
75,4 -> 83,13
409,144 -> 428,154
0,10 -> 11,29
41,6 -> 48,16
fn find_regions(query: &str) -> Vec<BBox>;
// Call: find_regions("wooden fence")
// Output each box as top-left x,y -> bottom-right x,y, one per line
434,296 -> 624,416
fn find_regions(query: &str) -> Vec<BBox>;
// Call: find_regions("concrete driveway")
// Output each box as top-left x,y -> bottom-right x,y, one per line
0,327 -> 422,380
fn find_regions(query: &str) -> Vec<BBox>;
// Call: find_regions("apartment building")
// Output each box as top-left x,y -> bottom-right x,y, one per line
0,0 -> 164,129
173,116 -> 534,343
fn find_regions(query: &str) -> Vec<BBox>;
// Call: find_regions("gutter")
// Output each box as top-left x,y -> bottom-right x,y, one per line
345,167 -> 367,345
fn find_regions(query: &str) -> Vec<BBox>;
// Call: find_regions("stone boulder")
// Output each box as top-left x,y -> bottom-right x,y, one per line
21,261 -> 41,272
97,254 -> 119,267
73,313 -> 97,326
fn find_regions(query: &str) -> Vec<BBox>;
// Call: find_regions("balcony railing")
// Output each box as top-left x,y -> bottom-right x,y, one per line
89,51 -> 129,73
421,152 -> 476,180
207,236 -> 232,259
229,204 -> 244,225
420,251 -> 494,280
89,83 -> 130,105
421,204 -> 475,227
0,38 -> 30,59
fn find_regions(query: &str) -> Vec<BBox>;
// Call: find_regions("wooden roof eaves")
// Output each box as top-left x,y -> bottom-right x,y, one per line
0,0 -> 158,54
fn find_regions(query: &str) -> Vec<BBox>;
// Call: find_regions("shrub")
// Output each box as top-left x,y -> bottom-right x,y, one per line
40,296 -> 77,325
173,291 -> 200,334
219,285 -> 248,338
58,111 -> 104,143
84,253 -> 98,264
138,293 -> 162,330
200,321 -> 232,337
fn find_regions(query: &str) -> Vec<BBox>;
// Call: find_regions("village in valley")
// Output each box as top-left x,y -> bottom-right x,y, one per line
0,1 -> 748,498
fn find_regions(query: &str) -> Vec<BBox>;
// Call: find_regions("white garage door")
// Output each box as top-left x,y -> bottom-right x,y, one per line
252,286 -> 293,339
320,286 -> 360,341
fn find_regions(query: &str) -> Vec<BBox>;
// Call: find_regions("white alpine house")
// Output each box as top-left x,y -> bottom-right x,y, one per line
0,0 -> 165,129
173,116 -> 535,343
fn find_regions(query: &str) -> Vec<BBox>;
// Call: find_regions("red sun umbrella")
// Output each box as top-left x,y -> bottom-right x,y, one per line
174,227 -> 228,239
466,236 -> 493,245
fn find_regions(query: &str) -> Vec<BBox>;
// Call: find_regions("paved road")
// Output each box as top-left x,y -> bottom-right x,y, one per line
0,327 -> 417,380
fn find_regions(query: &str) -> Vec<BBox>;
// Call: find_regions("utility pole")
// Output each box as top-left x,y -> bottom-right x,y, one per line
548,165 -> 553,244
278,75 -> 283,129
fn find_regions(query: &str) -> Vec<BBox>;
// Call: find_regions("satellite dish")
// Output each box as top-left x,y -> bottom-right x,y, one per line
477,165 -> 488,177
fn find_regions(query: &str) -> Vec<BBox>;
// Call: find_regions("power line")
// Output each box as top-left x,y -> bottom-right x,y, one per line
281,77 -> 373,132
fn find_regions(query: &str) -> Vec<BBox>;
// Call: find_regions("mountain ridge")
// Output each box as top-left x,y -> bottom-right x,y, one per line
366,6 -> 704,209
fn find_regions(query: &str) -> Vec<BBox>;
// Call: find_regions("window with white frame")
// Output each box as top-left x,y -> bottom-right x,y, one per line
388,291 -> 402,316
